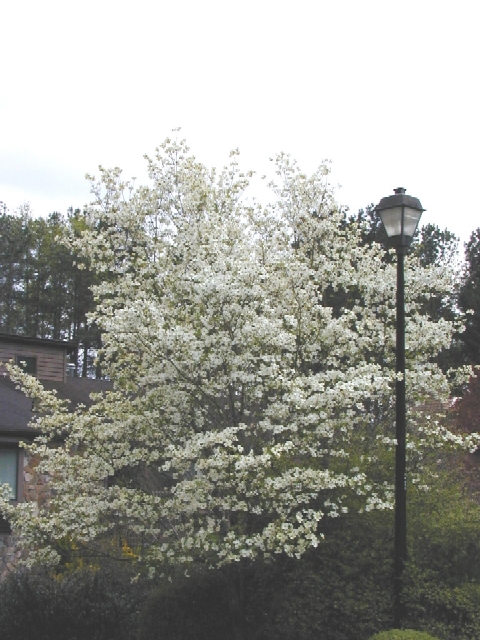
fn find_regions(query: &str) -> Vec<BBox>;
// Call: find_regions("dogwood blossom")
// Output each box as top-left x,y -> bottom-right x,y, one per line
1,137 -> 476,572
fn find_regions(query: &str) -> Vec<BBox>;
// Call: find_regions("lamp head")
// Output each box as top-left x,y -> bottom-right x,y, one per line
375,187 -> 425,251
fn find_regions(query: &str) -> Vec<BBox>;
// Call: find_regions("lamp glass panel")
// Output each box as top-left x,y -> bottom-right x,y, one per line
380,206 -> 422,238
402,207 -> 422,237
379,206 -> 403,237
0,449 -> 18,499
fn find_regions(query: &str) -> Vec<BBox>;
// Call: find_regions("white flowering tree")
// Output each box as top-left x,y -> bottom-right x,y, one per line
1,139 -> 476,630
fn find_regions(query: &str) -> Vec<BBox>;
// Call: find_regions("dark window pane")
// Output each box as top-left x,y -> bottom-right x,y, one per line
15,355 -> 37,376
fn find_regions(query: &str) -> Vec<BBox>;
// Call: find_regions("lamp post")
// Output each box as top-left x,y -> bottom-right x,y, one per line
375,187 -> 424,628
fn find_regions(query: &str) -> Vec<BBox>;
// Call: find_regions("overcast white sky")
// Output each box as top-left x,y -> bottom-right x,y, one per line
1,0 -> 479,249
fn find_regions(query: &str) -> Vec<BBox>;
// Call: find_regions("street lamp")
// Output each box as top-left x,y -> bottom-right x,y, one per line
375,187 -> 424,628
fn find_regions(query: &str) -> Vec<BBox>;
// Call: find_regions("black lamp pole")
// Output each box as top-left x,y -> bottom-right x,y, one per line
394,242 -> 407,628
375,187 -> 424,628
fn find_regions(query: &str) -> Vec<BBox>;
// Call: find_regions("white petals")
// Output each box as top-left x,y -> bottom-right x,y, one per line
1,137 -> 473,571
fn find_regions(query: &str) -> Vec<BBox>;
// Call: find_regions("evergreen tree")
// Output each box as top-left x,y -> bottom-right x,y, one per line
0,210 -> 26,333
458,229 -> 480,365
0,207 -> 100,375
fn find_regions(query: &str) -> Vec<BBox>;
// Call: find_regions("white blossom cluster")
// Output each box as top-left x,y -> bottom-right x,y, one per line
1,138 -> 476,572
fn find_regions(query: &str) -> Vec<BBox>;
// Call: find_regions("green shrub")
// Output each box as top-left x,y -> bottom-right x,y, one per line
403,475 -> 480,640
137,566 -> 232,640
238,510 -> 395,640
404,571 -> 480,640
369,632 -> 441,640
0,563 -> 148,640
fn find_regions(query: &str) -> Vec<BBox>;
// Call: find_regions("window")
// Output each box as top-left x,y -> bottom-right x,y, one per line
0,447 -> 18,500
0,446 -> 23,534
15,355 -> 37,376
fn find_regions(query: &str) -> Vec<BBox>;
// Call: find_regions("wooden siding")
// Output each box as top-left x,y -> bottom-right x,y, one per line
0,343 -> 66,382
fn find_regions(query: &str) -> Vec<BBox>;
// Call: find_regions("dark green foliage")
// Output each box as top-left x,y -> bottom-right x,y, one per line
403,473 -> 480,640
0,208 -> 28,334
404,576 -> 480,640
0,563 -> 148,640
248,512 -> 394,640
137,511 -> 395,640
137,567 -> 232,640
458,228 -> 480,365
369,631 -> 441,640
412,224 -> 459,269
0,206 -> 100,375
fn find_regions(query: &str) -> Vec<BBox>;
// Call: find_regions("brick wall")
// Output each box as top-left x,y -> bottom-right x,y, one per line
0,534 -> 22,580
0,451 -> 49,581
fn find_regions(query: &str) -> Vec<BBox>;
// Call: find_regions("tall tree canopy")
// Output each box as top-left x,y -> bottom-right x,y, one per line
458,228 -> 480,365
1,139 -> 476,578
0,206 -> 100,375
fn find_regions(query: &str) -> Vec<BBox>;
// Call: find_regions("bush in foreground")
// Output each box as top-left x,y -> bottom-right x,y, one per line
403,471 -> 480,640
0,563 -> 148,640
369,631 -> 440,640
3,472 -> 480,640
